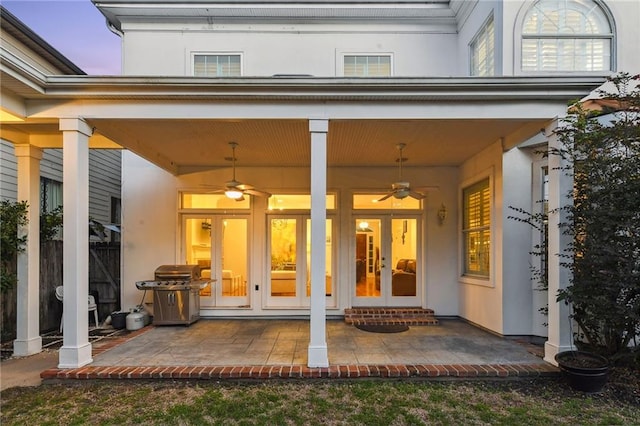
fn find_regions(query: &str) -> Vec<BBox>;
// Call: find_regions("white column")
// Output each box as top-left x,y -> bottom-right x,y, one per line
544,119 -> 573,364
13,145 -> 43,356
58,118 -> 93,368
308,119 -> 329,368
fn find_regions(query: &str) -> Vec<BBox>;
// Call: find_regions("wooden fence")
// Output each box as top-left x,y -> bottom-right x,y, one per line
1,241 -> 121,342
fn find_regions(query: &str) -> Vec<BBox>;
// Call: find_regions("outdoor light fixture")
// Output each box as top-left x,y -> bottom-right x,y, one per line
438,203 -> 447,225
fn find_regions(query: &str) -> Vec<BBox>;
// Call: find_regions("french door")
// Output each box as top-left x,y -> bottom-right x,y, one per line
267,215 -> 334,307
353,215 -> 420,306
182,215 -> 250,308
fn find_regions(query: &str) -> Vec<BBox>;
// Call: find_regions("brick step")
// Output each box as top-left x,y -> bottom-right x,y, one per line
344,307 -> 439,326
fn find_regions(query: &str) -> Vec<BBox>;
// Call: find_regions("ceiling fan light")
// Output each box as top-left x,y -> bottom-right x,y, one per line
394,189 -> 410,199
225,189 -> 243,199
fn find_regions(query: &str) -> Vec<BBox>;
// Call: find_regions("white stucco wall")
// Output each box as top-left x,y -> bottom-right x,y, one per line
501,146 -> 536,336
120,151 -> 460,315
457,0 -> 503,76
121,151 -> 178,310
122,22 -> 458,77
458,139 -> 504,334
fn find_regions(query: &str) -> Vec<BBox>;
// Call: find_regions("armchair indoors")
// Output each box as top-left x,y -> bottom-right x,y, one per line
391,259 -> 417,296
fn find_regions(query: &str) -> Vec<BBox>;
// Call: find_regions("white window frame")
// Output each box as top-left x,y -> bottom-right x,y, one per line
191,52 -> 243,77
337,52 -> 393,77
459,171 -> 494,287
517,0 -> 614,74
470,14 -> 495,77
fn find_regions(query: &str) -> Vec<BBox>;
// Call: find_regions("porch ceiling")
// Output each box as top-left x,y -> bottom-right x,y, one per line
84,117 -> 545,173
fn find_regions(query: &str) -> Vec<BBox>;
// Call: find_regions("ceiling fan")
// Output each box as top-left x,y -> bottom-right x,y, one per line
214,142 -> 271,200
378,143 -> 426,202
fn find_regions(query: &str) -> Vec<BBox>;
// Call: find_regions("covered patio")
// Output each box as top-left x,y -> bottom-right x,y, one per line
2,43 -> 603,369
39,319 -> 556,381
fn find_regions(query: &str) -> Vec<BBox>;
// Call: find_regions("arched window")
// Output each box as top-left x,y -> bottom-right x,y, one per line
521,0 -> 613,72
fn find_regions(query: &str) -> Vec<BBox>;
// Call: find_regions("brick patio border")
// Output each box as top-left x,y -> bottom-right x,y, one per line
41,362 -> 558,381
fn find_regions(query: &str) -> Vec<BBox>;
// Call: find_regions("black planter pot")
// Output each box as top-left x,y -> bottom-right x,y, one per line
555,350 -> 609,393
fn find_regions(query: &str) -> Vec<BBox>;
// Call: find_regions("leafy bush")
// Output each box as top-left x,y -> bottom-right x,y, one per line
0,200 -> 28,293
553,73 -> 640,363
40,205 -> 63,241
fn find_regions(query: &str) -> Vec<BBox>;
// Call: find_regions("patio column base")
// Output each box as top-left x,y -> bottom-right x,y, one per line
13,336 -> 42,356
543,341 -> 573,366
308,344 -> 329,368
58,343 -> 93,369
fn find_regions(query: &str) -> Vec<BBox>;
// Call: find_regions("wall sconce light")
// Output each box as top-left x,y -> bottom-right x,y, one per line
438,203 -> 447,225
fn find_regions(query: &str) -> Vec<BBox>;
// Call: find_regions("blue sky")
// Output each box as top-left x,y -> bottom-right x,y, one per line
3,0 -> 121,75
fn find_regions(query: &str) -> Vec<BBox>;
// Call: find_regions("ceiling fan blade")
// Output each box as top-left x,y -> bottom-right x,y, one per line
409,191 -> 426,200
244,188 -> 271,197
235,183 -> 254,191
377,192 -> 394,202
235,195 -> 246,202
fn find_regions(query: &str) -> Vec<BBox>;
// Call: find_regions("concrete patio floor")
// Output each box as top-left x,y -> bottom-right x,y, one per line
40,318 -> 558,381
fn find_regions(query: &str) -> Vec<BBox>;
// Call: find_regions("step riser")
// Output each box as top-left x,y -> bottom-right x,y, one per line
344,308 -> 439,326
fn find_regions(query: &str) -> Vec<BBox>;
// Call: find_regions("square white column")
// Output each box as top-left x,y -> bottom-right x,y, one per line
544,119 -> 573,365
58,118 -> 93,368
13,145 -> 43,356
308,119 -> 329,368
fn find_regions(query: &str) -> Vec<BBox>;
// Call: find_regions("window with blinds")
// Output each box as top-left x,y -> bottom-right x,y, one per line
471,16 -> 495,76
344,55 -> 391,77
40,177 -> 62,214
193,54 -> 241,77
463,178 -> 490,277
521,0 -> 612,72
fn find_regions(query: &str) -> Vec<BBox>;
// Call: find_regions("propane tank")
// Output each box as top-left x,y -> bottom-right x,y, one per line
126,311 -> 145,331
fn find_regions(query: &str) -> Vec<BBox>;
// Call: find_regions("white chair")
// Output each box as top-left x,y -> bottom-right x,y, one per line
55,286 -> 99,332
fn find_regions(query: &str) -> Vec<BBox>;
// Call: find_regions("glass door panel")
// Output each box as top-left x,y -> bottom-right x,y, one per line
354,216 -> 420,306
184,217 -> 212,296
219,218 -> 248,306
183,216 -> 249,308
390,218 -> 417,297
305,219 -> 333,298
268,216 -> 334,307
354,219 -> 382,299
269,217 -> 299,300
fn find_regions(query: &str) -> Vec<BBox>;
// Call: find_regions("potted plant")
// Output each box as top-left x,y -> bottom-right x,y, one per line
554,350 -> 609,393
551,73 -> 640,391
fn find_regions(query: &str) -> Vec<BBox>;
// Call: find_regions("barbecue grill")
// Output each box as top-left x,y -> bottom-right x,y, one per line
136,265 -> 212,326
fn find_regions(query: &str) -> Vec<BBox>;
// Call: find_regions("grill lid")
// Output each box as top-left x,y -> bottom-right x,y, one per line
154,264 -> 201,280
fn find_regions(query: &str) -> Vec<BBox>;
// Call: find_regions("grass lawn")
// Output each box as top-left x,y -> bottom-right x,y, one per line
1,372 -> 638,425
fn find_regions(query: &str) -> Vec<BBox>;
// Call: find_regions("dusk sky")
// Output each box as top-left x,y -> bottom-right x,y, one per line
3,0 -> 122,75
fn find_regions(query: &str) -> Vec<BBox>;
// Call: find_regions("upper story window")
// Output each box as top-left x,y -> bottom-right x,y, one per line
193,54 -> 241,77
471,15 -> 495,76
521,0 -> 613,72
344,55 -> 391,77
462,178 -> 490,278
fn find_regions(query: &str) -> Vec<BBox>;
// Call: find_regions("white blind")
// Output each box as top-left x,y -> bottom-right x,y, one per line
471,16 -> 495,76
463,179 -> 490,277
344,55 -> 391,77
194,55 -> 241,77
521,0 -> 612,72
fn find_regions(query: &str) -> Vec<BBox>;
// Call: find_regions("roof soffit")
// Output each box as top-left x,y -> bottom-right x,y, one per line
28,75 -> 608,102
94,1 -> 458,30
